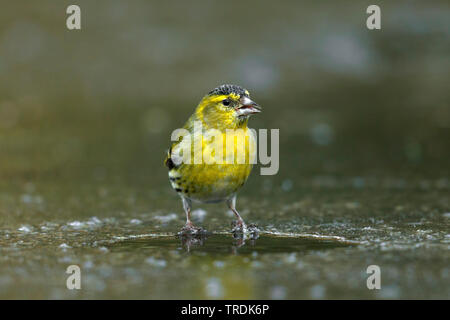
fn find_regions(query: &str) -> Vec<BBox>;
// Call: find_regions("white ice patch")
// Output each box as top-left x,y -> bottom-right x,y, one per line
270,286 -> 287,299
129,219 -> 142,224
67,221 -> 83,229
205,278 -> 224,299
66,217 -> 103,230
154,213 -> 177,223
281,179 -> 293,191
310,285 -> 326,299
87,216 -> 102,225
18,225 -> 32,233
20,194 -> 43,204
191,209 -> 207,222
145,257 -> 167,268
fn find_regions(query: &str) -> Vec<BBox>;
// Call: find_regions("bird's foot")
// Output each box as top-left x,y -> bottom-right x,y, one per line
231,219 -> 246,233
247,223 -> 260,239
179,222 -> 207,236
231,221 -> 259,240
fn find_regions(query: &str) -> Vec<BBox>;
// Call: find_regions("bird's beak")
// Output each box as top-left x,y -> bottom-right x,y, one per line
236,96 -> 261,117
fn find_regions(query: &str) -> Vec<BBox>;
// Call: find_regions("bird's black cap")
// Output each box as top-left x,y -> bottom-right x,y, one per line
208,84 -> 249,97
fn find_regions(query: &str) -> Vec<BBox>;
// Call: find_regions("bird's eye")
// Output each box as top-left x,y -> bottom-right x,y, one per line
222,99 -> 231,106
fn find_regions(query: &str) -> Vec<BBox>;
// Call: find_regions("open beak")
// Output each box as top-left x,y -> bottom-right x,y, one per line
236,96 -> 261,117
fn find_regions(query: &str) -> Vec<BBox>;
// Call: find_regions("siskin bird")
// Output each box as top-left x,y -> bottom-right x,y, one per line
164,84 -> 261,234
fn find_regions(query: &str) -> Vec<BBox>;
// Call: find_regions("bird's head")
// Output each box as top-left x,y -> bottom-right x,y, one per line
196,84 -> 261,129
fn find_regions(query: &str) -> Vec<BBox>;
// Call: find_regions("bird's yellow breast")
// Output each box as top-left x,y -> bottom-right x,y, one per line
169,127 -> 256,202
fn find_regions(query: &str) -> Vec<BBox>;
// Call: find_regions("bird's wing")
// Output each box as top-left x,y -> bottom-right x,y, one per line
164,147 -> 176,170
164,136 -> 185,170
164,113 -> 197,170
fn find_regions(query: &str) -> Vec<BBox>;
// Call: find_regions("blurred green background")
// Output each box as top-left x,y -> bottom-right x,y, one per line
0,0 -> 449,299
1,0 -> 449,187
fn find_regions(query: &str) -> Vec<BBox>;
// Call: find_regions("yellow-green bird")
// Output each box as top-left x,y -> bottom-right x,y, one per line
164,84 -> 261,234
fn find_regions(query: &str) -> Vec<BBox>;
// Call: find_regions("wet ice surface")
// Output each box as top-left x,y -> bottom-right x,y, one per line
0,181 -> 448,299
1,1 -> 449,299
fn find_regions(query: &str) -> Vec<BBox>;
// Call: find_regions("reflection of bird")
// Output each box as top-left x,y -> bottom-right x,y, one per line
165,84 -> 261,234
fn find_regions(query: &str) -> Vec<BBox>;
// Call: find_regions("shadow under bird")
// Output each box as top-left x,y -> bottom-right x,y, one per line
164,84 -> 261,235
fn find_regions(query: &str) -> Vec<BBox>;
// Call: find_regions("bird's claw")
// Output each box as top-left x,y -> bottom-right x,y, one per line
231,221 -> 259,240
231,219 -> 246,233
179,222 -> 207,236
247,223 -> 260,239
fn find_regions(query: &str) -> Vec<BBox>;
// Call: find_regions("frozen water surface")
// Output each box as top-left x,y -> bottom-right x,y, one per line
0,183 -> 448,299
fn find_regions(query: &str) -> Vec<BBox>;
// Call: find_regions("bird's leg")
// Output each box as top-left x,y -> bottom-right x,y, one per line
227,195 -> 259,239
227,195 -> 246,231
183,196 -> 193,226
182,197 -> 194,228
180,196 -> 203,234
